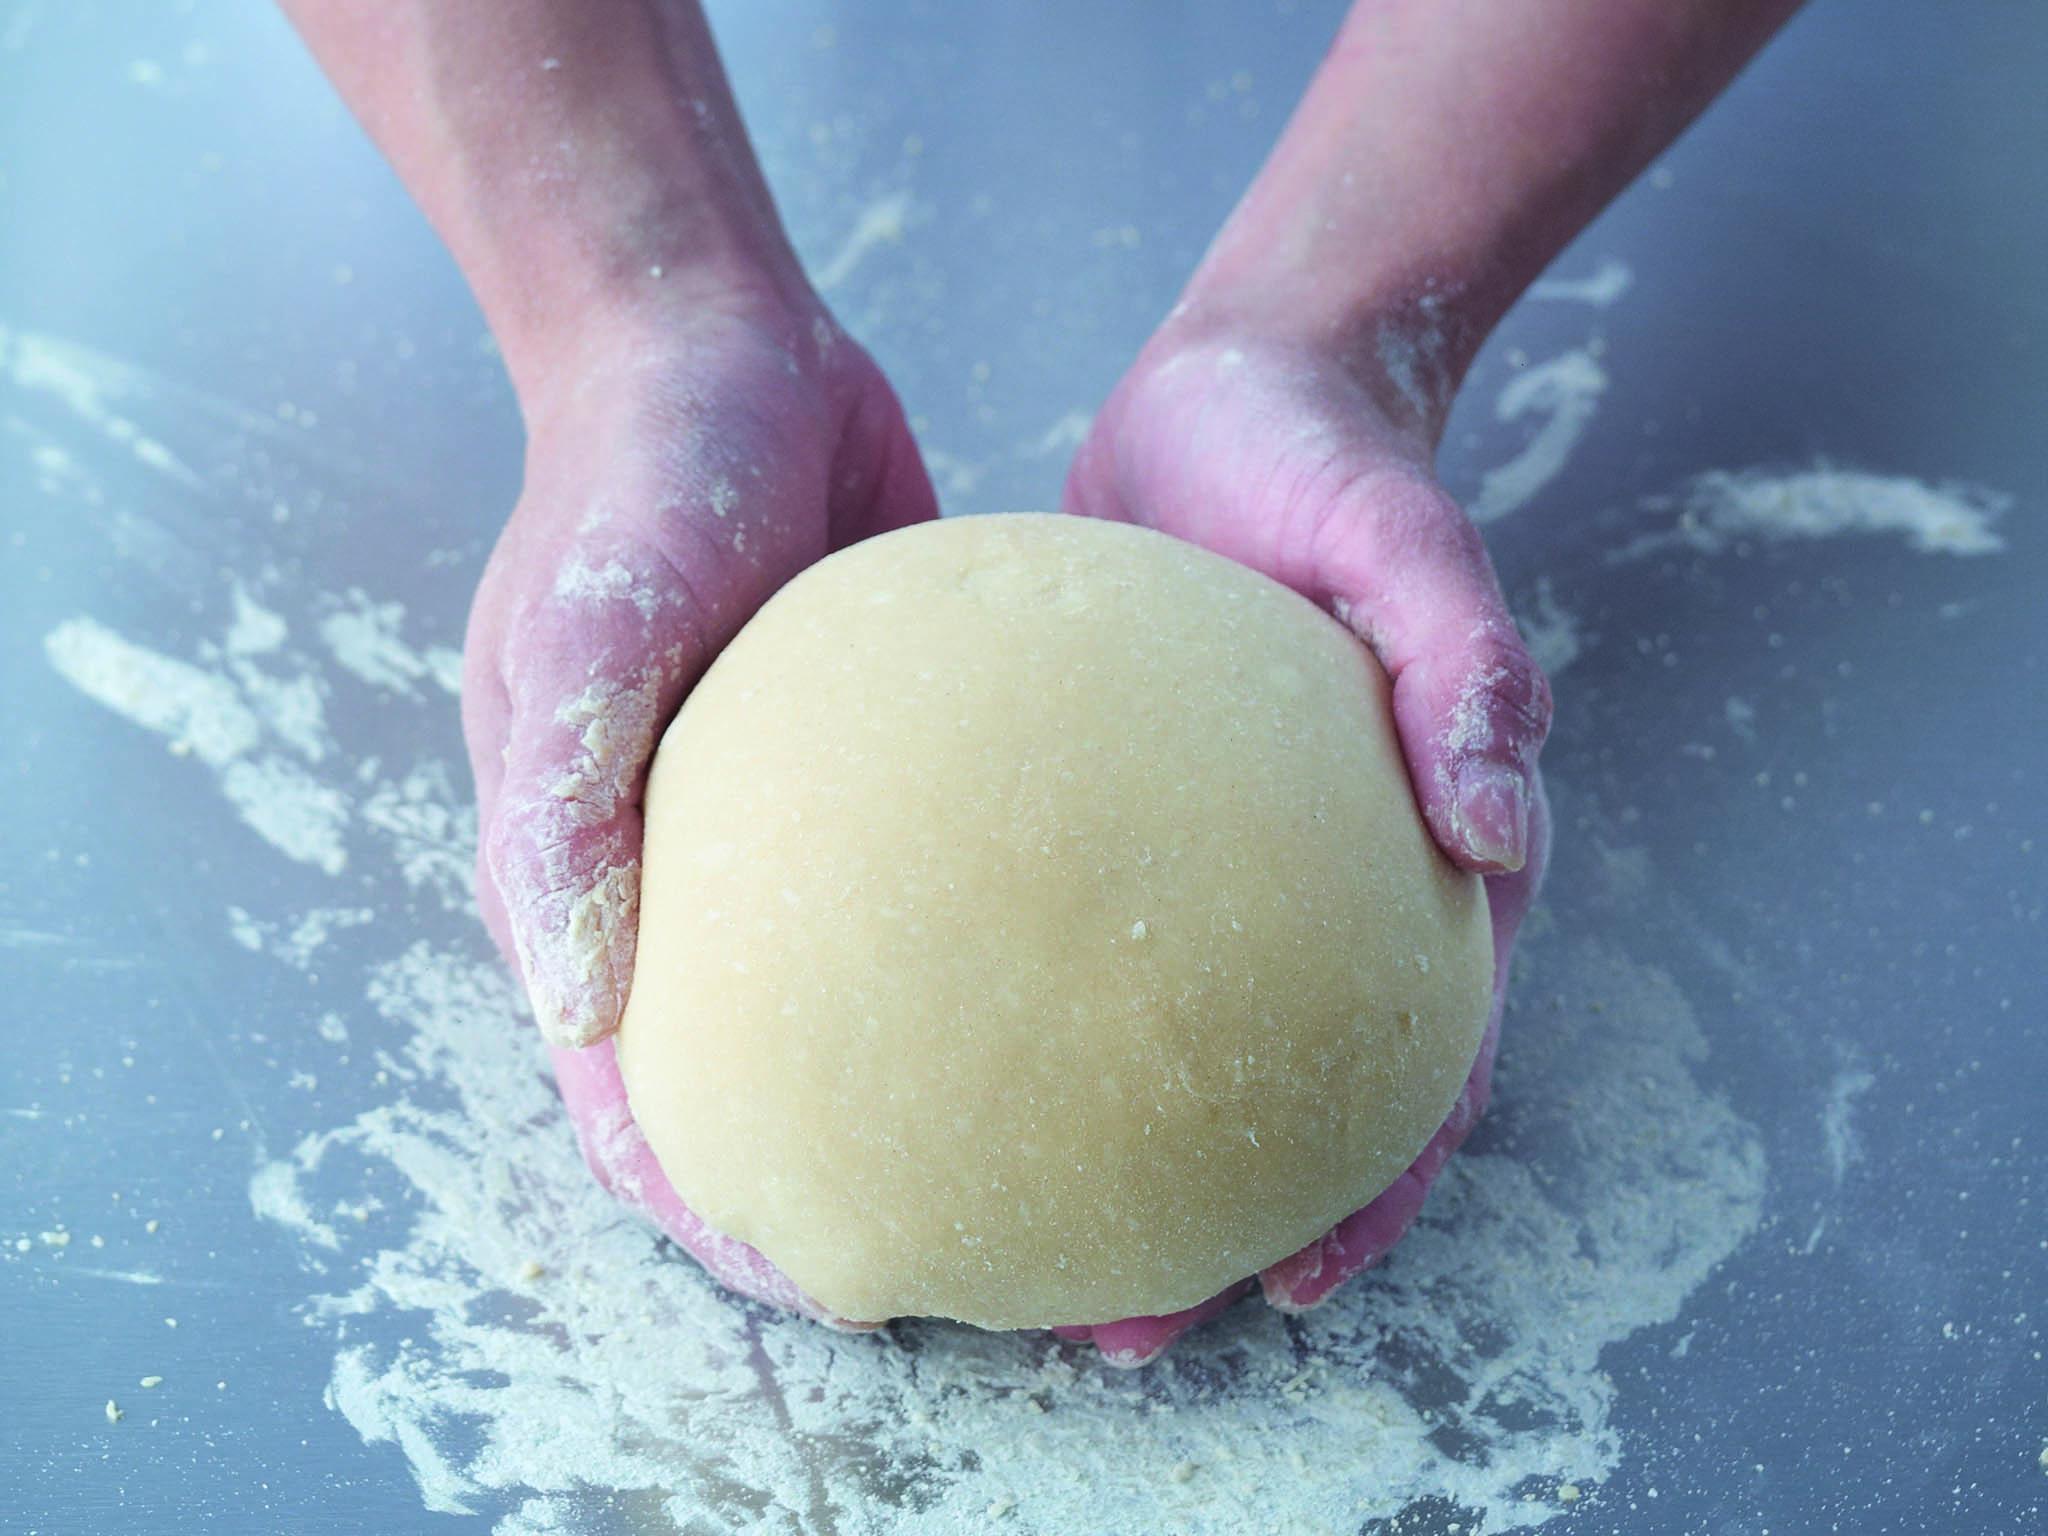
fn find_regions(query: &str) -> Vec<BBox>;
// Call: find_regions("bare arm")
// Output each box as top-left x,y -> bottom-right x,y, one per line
1180,0 -> 1804,436
279,0 -> 807,399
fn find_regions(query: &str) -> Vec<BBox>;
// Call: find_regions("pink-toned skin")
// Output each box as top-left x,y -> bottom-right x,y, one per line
282,0 -> 1801,1362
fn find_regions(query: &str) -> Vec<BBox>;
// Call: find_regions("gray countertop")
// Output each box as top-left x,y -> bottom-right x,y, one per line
3,4 -> 2043,1534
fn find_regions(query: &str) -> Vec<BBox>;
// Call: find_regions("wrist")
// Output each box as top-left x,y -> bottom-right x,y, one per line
490,226 -> 815,407
506,263 -> 836,435
1159,263 -> 1484,451
283,0 -> 816,406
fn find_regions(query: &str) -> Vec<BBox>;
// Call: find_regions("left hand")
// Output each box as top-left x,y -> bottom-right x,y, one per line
1051,323 -> 1553,1365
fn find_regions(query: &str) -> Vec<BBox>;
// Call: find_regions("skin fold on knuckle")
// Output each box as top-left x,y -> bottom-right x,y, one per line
1436,628 -> 1550,772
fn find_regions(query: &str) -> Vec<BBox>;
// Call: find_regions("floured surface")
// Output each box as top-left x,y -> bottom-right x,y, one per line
44,550 -> 1768,1529
17,314 -> 2038,1534
7,5 -> 2045,1528
11,326 -> 1785,1535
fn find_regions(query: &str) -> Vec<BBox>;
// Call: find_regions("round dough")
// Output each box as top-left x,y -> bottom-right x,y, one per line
615,513 -> 1492,1329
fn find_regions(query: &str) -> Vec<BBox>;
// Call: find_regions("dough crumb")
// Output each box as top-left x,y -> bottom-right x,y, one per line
517,1259 -> 545,1282
1559,1482 -> 1583,1503
139,1376 -> 163,1389
104,1400 -> 122,1424
1129,920 -> 1148,941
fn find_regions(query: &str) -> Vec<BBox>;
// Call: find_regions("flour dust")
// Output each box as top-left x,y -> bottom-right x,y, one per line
1621,465 -> 2009,562
1471,349 -> 1610,525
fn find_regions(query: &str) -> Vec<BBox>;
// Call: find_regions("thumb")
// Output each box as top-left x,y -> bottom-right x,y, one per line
1310,469 -> 1552,874
483,646 -> 689,1048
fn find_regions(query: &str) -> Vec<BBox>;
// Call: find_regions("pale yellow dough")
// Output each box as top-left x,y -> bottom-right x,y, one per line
615,514 -> 1492,1329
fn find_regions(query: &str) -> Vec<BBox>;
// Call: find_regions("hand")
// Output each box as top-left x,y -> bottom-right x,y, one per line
1051,324 -> 1553,1364
460,288 -> 936,1323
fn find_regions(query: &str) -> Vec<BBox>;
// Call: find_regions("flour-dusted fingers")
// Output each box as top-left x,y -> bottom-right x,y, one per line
482,632 -> 694,1049
1051,1281 -> 1259,1368
1309,464 -> 1553,876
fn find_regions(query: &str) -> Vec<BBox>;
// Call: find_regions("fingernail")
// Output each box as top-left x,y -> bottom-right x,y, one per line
1453,761 -> 1528,871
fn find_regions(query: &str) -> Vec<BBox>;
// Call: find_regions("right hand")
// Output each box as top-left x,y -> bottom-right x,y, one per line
460,284 -> 937,1322
1048,322 -> 1554,1363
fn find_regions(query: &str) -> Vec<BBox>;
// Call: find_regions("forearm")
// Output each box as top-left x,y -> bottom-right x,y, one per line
281,0 -> 805,396
1180,0 -> 1803,433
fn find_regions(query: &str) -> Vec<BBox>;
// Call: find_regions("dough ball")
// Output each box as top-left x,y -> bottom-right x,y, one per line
615,514 -> 1492,1329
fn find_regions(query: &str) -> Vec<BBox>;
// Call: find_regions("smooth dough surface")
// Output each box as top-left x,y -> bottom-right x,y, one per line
615,514 -> 1492,1329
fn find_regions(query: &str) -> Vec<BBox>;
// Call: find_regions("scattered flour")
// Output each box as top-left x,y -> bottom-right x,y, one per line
1472,349 -> 1609,524
1530,259 -> 1634,308
814,191 -> 913,291
921,446 -> 986,500
1724,696 -> 1758,743
1622,466 -> 2009,560
231,906 -> 377,971
360,761 -> 479,914
42,614 -> 351,875
1516,577 -> 1584,678
320,588 -> 464,698
42,571 -> 461,879
1821,1063 -> 1877,1185
219,757 -> 350,875
224,584 -> 289,655
1026,410 -> 1093,459
0,323 -> 206,487
44,618 -> 262,764
227,907 -> 270,952
249,1157 -> 340,1253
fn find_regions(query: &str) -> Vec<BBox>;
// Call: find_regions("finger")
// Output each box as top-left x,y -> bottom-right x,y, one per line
484,642 -> 684,1049
1309,469 -> 1553,874
479,535 -> 725,1048
487,689 -> 660,1047
1052,1279 -> 1257,1368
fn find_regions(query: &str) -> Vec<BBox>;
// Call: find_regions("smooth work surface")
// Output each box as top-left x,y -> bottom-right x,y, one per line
3,4 -> 2043,1533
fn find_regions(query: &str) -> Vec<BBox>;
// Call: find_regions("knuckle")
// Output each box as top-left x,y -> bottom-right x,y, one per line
1467,631 -> 1552,749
